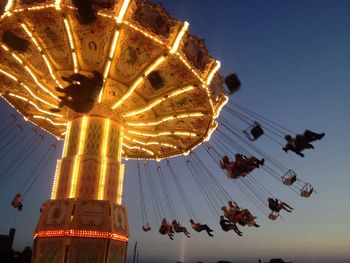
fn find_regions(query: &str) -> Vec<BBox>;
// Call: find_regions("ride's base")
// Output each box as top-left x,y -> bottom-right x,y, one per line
32,199 -> 128,263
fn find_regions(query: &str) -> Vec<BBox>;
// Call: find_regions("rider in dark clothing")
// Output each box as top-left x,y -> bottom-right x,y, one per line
283,130 -> 325,157
190,219 -> 214,237
159,218 -> 174,240
219,216 -> 242,236
172,220 -> 190,238
268,198 -> 294,213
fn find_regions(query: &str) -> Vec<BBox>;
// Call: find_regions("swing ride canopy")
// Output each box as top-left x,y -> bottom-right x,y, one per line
0,0 -> 227,160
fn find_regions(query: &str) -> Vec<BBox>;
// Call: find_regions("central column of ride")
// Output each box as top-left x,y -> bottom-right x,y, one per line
33,114 -> 128,263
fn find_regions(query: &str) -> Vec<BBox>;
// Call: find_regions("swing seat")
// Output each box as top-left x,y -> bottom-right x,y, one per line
11,193 -> 23,211
142,223 -> 151,232
173,225 -> 185,233
282,170 -> 297,185
243,122 -> 264,141
159,227 -> 166,235
268,212 -> 279,221
224,73 -> 241,94
227,170 -> 247,179
300,183 -> 313,198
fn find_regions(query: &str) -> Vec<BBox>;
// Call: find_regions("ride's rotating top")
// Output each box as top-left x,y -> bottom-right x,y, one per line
0,0 -> 227,160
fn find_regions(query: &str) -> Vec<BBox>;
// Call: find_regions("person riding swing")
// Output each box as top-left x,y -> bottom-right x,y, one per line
172,220 -> 190,238
283,130 -> 325,157
190,219 -> 214,237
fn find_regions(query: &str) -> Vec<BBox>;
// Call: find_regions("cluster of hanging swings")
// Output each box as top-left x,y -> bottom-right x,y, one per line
0,114 -> 58,213
2,72 -> 325,237
219,102 -> 324,199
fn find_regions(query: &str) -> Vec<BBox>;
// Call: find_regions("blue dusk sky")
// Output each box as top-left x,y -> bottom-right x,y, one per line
1,1 -> 350,263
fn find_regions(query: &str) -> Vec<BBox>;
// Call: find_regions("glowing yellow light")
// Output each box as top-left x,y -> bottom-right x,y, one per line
123,85 -> 194,117
144,56 -> 166,76
108,30 -> 120,60
124,21 -> 166,46
12,53 -> 23,64
21,83 -> 57,108
9,93 -> 63,117
117,0 -> 130,24
170,86 -> 195,96
102,119 -> 110,157
69,116 -> 88,198
102,61 -> 112,81
12,4 -> 54,13
64,18 -> 74,49
124,135 -> 178,149
169,21 -> 189,54
178,55 -> 205,83
5,0 -> 14,12
42,54 -> 63,88
118,127 -> 124,161
206,60 -> 221,85
24,65 -> 59,100
112,56 -> 166,109
98,157 -> 107,199
98,119 -> 110,200
21,23 -> 41,51
0,96 -> 63,140
9,93 -> 28,102
202,83 -> 215,114
214,95 -> 228,118
117,163 -> 125,204
62,121 -> 72,157
22,23 -> 64,88
2,43 -> 23,66
112,77 -> 143,109
72,52 -> 78,73
1,44 -> 9,51
51,160 -> 62,199
78,117 -> 88,155
69,155 -> 80,198
34,230 -> 128,242
204,121 -> 218,142
123,143 -> 155,156
32,115 -> 67,126
63,17 -> 79,73
55,0 -> 61,10
97,12 -> 113,19
0,68 -> 18,82
127,129 -> 198,137
177,55 -> 220,115
99,30 -> 120,103
126,112 -> 205,127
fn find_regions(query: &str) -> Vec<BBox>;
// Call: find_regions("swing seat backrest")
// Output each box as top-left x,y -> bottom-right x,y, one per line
228,169 -> 247,179
268,212 -> 279,221
173,224 -> 184,233
142,224 -> 151,232
224,73 -> 241,94
11,194 -> 22,208
301,191 -> 312,198
243,122 -> 264,141
283,177 -> 296,185
282,170 -> 297,185
251,124 -> 264,139
159,228 -> 166,235
300,184 -> 313,198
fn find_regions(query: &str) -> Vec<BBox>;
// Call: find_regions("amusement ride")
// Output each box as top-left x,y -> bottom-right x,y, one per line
0,0 -> 323,262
